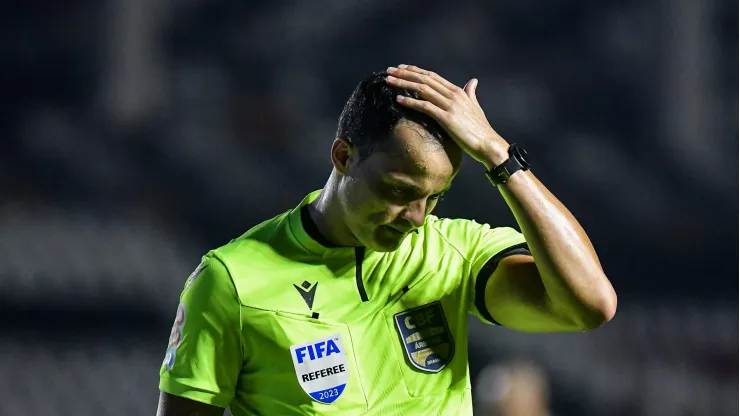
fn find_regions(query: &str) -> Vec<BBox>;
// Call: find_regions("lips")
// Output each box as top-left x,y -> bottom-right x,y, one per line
386,226 -> 405,236
387,226 -> 414,236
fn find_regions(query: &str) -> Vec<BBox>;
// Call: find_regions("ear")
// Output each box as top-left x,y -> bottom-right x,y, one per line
330,138 -> 355,175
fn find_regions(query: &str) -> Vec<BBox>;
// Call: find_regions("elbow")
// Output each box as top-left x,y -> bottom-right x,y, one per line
580,284 -> 617,331
586,298 -> 616,331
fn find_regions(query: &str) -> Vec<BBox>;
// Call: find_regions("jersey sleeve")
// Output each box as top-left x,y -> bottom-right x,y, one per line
435,218 -> 530,325
159,254 -> 243,408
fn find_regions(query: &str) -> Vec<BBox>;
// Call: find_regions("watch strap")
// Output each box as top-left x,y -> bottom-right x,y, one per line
485,156 -> 524,185
485,144 -> 529,186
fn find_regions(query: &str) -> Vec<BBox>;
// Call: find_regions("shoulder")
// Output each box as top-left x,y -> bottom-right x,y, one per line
419,215 -> 525,260
385,216 -> 485,269
177,254 -> 239,318
419,215 -> 487,254
206,209 -> 303,304
426,215 -> 523,241
424,215 -> 485,236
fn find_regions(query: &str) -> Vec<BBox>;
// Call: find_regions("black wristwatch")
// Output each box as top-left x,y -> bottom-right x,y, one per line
485,143 -> 531,186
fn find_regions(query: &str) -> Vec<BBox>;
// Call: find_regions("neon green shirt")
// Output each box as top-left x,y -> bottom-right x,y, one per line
160,191 -> 528,415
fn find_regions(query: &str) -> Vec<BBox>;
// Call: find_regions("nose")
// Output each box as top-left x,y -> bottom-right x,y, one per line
400,199 -> 427,228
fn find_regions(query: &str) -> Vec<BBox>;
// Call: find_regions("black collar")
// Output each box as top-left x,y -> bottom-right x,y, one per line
300,204 -> 340,248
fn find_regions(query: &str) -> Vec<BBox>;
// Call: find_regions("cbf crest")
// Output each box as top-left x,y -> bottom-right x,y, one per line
290,333 -> 349,404
394,301 -> 454,373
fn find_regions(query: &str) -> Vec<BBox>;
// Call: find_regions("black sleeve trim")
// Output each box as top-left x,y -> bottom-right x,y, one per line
474,243 -> 531,325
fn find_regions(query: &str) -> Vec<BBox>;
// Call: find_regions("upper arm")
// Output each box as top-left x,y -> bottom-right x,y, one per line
157,391 -> 225,416
485,255 -> 585,332
436,217 -> 586,332
431,217 -> 529,324
158,254 -> 243,409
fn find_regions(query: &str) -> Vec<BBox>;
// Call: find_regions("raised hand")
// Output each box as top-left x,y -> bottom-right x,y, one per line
385,64 -> 510,169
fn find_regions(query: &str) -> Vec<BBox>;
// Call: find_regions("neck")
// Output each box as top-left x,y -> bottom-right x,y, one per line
307,176 -> 360,247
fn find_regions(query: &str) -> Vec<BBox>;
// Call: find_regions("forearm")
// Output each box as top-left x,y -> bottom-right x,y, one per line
381,64 -> 616,326
491,165 -> 617,327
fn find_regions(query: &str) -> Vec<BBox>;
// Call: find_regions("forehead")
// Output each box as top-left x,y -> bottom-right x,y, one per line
365,121 -> 462,186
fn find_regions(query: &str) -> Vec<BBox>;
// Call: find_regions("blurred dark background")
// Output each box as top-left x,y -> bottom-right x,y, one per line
0,1 -> 737,415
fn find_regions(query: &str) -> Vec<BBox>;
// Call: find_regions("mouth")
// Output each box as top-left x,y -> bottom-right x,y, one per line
385,226 -> 412,237
385,226 -> 405,236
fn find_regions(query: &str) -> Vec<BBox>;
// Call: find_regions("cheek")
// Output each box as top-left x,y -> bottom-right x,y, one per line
360,197 -> 396,224
367,209 -> 396,224
343,176 -> 407,225
343,182 -> 381,220
341,177 -> 367,208
371,197 -> 411,225
356,195 -> 402,225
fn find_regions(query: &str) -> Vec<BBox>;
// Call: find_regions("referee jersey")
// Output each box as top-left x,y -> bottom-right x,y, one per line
160,190 -> 529,415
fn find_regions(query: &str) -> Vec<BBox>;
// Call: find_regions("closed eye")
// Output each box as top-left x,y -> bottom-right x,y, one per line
391,186 -> 412,197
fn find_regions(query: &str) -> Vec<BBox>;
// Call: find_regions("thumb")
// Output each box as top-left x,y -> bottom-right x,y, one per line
464,78 -> 479,103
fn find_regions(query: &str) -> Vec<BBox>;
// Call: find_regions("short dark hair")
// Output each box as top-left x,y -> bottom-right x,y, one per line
336,71 -> 450,161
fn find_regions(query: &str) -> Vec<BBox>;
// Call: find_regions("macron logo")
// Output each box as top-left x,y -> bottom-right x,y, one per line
295,339 -> 341,364
294,280 -> 318,310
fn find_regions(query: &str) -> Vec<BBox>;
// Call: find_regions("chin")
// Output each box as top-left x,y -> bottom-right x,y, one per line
366,235 -> 406,252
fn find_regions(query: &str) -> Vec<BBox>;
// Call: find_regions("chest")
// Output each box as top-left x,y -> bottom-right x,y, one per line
235,249 -> 468,322
233,251 -> 475,410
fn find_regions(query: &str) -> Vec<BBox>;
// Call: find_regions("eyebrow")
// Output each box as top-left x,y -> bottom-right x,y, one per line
389,179 -> 451,195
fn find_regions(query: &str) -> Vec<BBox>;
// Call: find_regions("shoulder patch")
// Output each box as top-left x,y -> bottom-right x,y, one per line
163,302 -> 187,371
394,301 -> 455,373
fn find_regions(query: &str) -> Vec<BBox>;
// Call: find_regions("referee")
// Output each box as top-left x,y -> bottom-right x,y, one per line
156,65 -> 617,416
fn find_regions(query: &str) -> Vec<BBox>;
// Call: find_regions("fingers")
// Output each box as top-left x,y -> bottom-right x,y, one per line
385,71 -> 450,109
387,66 -> 455,98
387,65 -> 481,122
386,66 -> 450,98
464,78 -> 479,104
397,64 -> 461,94
394,94 -> 445,120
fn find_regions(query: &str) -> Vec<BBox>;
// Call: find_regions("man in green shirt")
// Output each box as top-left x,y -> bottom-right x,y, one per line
157,65 -> 617,416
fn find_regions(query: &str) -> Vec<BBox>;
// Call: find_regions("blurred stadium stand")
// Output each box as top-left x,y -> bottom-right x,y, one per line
470,303 -> 738,415
0,0 -> 736,415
